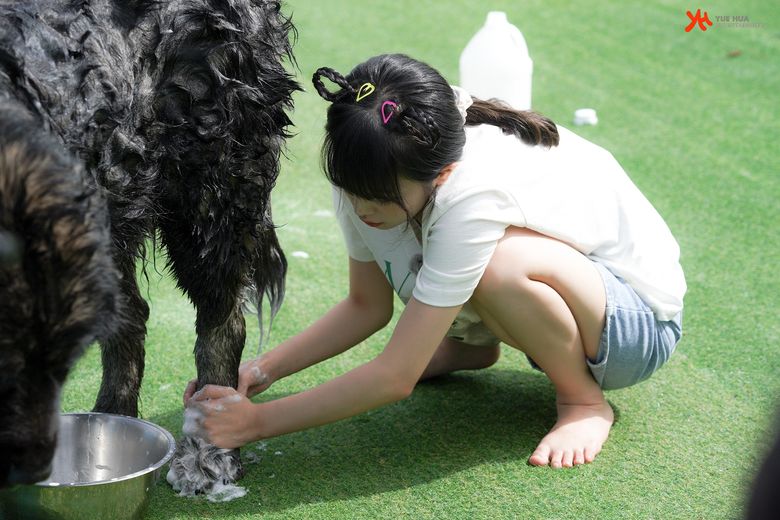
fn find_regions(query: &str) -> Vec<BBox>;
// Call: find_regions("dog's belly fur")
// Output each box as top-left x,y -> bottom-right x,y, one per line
0,0 -> 298,490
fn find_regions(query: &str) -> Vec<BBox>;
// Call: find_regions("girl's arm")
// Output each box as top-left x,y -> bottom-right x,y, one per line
183,258 -> 393,402
193,297 -> 462,448
258,257 -> 395,382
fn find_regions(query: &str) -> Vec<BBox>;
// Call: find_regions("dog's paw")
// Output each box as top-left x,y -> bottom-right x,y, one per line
166,436 -> 245,499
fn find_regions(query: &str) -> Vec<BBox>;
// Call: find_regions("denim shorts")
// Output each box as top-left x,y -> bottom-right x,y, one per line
525,261 -> 682,390
585,262 -> 683,390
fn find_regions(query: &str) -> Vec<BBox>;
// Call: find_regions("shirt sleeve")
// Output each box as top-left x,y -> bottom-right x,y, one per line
332,188 -> 374,262
413,189 -> 523,307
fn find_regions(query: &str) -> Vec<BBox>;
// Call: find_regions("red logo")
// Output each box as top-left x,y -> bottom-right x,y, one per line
686,9 -> 713,32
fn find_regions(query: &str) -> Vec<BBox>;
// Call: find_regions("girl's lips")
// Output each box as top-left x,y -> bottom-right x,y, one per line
362,220 -> 381,228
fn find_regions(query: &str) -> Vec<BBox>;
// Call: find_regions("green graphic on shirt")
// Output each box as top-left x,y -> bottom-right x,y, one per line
384,260 -> 414,295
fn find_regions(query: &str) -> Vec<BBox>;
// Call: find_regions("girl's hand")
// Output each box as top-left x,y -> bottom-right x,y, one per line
236,357 -> 274,398
188,385 -> 263,449
181,357 -> 275,405
182,379 -> 199,405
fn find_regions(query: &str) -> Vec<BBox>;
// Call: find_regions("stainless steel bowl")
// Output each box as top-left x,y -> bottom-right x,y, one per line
0,412 -> 176,520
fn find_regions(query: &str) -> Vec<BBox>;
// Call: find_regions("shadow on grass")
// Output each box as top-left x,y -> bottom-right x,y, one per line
146,368 -> 620,516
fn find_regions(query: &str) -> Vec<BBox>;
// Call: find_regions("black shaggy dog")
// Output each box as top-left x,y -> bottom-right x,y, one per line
0,0 -> 298,491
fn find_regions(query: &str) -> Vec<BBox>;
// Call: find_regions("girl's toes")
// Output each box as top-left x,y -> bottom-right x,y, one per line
529,444 -> 551,466
561,449 -> 574,468
550,449 -> 564,469
573,448 -> 585,466
584,444 -> 600,463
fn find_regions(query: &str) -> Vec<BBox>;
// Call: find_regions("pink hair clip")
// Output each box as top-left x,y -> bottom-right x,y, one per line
381,100 -> 397,124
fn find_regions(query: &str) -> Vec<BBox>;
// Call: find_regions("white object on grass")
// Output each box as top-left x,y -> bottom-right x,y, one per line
460,11 -> 533,110
573,108 -> 598,126
291,251 -> 309,259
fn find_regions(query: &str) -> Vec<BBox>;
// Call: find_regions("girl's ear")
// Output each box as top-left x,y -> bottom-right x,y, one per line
434,163 -> 457,187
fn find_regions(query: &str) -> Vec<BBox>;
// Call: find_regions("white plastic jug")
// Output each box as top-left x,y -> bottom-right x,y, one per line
459,11 -> 533,110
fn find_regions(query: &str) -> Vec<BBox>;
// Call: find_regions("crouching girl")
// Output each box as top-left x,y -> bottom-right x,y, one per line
184,53 -> 685,468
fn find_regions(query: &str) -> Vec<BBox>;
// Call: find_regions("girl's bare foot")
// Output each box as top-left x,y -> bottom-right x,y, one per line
528,399 -> 614,468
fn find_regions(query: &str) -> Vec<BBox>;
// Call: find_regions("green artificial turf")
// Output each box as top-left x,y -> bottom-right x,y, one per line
59,1 -> 780,518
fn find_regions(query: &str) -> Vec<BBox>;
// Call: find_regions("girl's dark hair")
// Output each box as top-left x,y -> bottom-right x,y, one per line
312,54 -> 558,210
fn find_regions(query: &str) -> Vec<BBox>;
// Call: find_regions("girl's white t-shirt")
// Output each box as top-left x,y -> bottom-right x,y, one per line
334,124 -> 686,321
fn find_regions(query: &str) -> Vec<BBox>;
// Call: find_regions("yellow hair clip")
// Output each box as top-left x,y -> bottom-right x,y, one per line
355,82 -> 375,102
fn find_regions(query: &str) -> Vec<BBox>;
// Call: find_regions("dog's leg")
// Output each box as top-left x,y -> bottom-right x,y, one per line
159,220 -> 250,494
93,255 -> 149,416
167,300 -> 247,496
192,300 -> 245,392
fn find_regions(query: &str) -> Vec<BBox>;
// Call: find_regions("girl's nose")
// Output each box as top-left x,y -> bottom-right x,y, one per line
352,197 -> 374,217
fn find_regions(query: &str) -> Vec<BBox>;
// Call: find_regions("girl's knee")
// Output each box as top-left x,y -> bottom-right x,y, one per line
473,260 -> 533,305
473,227 -> 546,300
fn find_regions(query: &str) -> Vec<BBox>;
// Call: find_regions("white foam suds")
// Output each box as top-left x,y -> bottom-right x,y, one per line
249,366 -> 269,386
207,392 -> 243,412
206,481 -> 247,503
242,451 -> 262,464
223,393 -> 243,403
181,407 -> 205,438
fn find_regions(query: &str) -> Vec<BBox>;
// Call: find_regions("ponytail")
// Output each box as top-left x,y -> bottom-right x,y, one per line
465,98 -> 559,147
